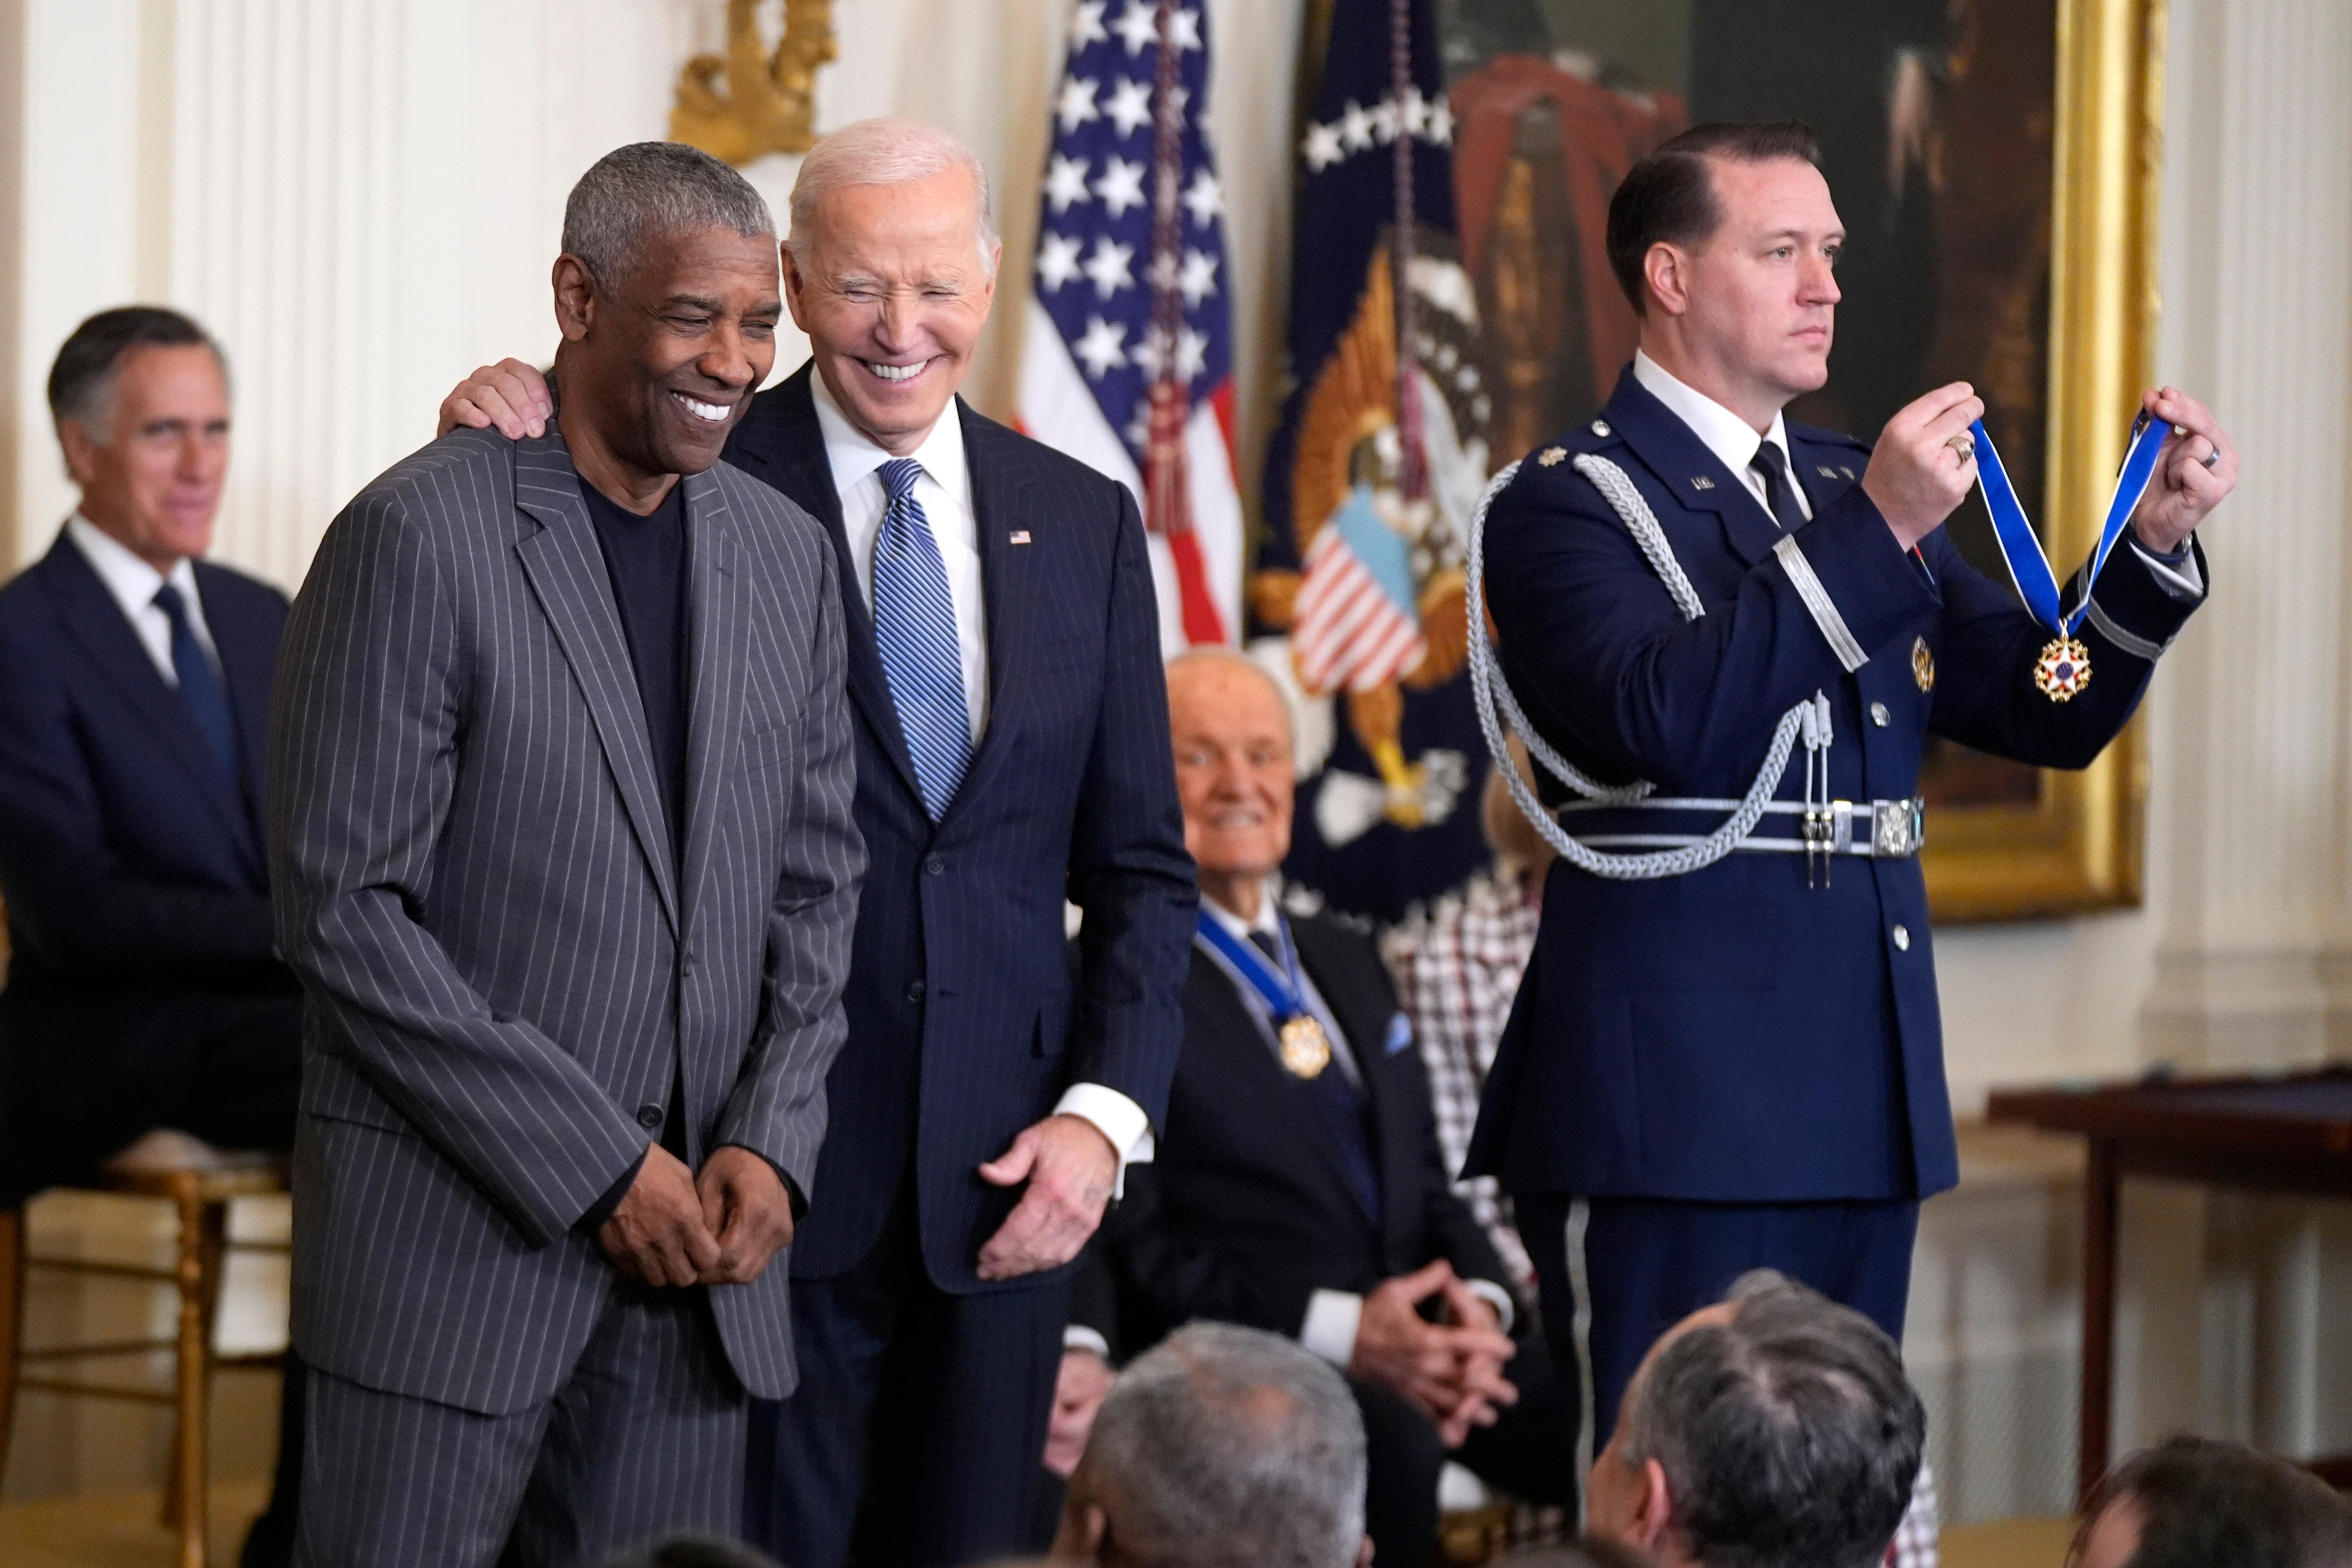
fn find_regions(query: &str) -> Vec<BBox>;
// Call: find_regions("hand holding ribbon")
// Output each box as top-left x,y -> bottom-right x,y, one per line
1970,386 -> 2235,701
2125,386 -> 2239,553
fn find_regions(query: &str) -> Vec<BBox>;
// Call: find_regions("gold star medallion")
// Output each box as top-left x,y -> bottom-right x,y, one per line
2032,637 -> 2092,701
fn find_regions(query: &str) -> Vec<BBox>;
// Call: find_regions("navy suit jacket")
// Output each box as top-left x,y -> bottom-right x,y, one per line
0,531 -> 292,1201
1073,911 -> 1513,1357
722,366 -> 1195,1294
1464,368 -> 2205,1205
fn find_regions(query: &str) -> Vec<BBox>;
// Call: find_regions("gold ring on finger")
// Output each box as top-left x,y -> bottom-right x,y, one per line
1945,432 -> 1976,462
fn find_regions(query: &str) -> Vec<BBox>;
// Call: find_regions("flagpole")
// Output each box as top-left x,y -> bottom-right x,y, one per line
1389,0 -> 1427,504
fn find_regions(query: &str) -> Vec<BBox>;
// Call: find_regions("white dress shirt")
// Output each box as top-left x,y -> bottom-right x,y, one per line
1194,879 -> 1514,1370
806,373 -> 1154,1206
1633,351 -> 1812,522
1632,349 -> 2205,597
65,513 -> 220,685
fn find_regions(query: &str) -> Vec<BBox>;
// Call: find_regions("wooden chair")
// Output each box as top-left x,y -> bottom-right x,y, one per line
0,1141 -> 289,1568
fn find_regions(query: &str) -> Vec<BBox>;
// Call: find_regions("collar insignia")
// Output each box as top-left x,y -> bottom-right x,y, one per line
1691,475 -> 1716,491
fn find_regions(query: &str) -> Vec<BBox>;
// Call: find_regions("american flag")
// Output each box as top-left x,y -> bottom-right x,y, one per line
1017,0 -> 1241,649
1293,488 -> 1425,692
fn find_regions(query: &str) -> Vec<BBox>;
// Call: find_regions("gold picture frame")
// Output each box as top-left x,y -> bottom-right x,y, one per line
1922,0 -> 2166,921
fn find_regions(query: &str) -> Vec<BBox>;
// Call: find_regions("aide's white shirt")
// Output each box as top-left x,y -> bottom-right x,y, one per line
1633,351 -> 1812,522
65,513 -> 219,685
806,371 -> 1154,1198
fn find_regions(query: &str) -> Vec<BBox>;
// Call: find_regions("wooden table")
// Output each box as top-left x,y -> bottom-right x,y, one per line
1985,1069 -> 2352,1506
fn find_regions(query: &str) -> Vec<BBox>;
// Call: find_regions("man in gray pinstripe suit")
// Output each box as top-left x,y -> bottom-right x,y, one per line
269,144 -> 863,1566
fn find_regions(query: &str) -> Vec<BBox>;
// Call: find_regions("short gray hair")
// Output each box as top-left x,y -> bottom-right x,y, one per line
1618,1270 -> 1925,1568
1166,646 -> 1297,750
786,117 -> 998,271
1084,1322 -> 1366,1568
561,141 -> 775,290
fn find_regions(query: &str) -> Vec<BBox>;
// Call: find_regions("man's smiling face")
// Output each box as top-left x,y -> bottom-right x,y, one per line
564,222 -> 782,486
784,166 -> 998,457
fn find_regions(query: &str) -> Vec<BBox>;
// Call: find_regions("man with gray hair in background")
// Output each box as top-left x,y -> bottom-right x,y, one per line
1586,1269 -> 1926,1568
1052,1321 -> 1374,1568
441,116 -> 1193,1568
276,141 -> 861,1565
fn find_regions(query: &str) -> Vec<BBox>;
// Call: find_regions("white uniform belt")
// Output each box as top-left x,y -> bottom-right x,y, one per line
1556,796 -> 1928,859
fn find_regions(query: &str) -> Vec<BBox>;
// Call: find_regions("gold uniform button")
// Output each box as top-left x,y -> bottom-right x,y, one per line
1870,702 -> 1890,727
1892,924 -> 1912,952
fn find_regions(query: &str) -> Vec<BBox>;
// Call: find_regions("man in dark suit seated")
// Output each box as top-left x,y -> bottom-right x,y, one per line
0,306 -> 300,1196
1064,649 -> 1576,1568
0,306 -> 304,1567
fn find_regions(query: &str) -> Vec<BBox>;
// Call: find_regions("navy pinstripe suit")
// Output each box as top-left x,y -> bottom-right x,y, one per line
727,367 -> 1195,1568
270,426 -> 864,1565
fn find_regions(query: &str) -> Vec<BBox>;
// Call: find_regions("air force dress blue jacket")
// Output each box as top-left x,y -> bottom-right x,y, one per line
1463,367 -> 2206,1205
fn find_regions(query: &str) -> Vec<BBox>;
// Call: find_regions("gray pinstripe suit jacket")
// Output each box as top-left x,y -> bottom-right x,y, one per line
268,425 -> 863,1415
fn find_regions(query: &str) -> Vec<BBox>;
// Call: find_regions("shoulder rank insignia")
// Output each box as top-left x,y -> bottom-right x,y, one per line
1817,465 -> 1839,479
1690,475 -> 1715,491
1840,465 -> 1856,480
1537,446 -> 1567,467
1912,636 -> 1936,693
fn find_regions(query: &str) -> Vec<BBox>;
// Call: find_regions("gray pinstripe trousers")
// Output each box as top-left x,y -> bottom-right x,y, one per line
295,1283 -> 746,1568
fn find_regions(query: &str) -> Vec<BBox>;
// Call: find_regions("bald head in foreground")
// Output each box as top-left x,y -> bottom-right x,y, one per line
273,141 -> 863,1566
441,117 -> 1195,1568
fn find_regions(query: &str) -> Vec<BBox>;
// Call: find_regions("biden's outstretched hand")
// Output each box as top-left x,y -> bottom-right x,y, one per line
439,357 -> 553,440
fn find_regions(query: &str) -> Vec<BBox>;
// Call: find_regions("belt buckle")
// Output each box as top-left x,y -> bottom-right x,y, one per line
1871,798 -> 1925,857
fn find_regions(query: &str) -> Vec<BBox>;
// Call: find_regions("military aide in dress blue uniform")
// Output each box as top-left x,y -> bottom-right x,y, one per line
1461,121 -> 2241,1490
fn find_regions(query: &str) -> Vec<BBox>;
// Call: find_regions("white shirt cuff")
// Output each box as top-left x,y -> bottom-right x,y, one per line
1465,1279 -> 1517,1336
1053,1083 -> 1156,1200
1300,1289 -> 1363,1368
2129,536 -> 2205,600
1064,1325 -> 1111,1359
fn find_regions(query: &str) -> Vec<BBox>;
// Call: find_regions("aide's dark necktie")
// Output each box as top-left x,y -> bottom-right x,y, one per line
153,581 -> 240,790
871,457 -> 974,821
1748,439 -> 1807,531
1249,926 -> 1383,1225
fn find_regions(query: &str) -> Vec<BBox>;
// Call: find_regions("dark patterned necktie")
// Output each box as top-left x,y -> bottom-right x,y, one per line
153,582 -> 240,789
1749,439 -> 1806,531
870,458 -> 974,820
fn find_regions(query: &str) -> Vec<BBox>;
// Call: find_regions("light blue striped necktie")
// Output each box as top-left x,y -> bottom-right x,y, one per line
871,457 -> 974,820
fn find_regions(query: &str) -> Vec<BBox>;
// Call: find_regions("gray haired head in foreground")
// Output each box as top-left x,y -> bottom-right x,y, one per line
561,141 -> 776,291
1617,1268 -> 1926,1568
1084,1321 -> 1367,1568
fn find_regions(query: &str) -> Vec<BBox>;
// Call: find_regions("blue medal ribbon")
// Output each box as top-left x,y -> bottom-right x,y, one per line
1194,910 -> 1311,1025
1971,411 -> 2171,638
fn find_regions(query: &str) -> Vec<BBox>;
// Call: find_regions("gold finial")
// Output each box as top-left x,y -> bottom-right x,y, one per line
670,0 -> 837,166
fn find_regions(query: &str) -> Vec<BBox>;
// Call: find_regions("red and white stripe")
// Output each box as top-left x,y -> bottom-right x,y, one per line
1294,524 -> 1425,693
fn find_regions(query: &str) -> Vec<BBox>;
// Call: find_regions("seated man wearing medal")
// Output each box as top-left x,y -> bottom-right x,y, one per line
1050,649 -> 1576,1568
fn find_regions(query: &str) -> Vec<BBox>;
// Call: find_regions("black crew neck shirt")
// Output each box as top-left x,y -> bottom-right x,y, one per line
579,476 -> 690,865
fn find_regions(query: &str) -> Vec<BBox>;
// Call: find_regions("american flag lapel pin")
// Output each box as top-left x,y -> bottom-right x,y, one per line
1009,530 -> 1032,546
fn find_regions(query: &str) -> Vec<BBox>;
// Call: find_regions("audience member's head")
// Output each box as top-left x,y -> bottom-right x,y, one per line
1053,1320 -> 1371,1568
596,1536 -> 783,1568
1587,1269 -> 1924,1568
553,141 -> 780,494
1164,648 -> 1296,916
48,305 -> 231,572
784,116 -> 999,454
2073,1436 -> 2352,1568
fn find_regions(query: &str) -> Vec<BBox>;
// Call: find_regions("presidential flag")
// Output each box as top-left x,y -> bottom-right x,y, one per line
1018,0 -> 1242,651
1250,0 -> 1497,923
